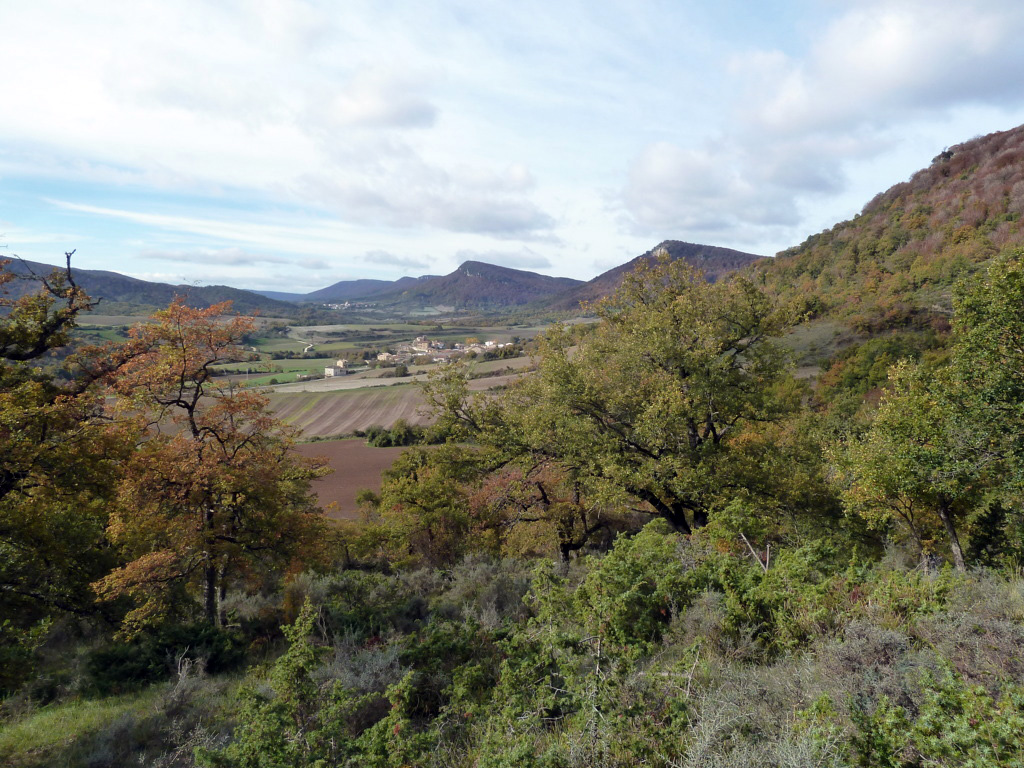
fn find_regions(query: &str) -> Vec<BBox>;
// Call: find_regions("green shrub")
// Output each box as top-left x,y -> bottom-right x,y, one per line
87,623 -> 245,695
198,601 -> 378,768
364,419 -> 426,447
0,619 -> 50,696
572,520 -> 689,650
310,571 -> 428,640
850,669 -> 1024,767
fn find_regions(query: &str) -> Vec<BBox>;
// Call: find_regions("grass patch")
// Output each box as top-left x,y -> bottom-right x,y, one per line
0,688 -> 162,767
780,319 -> 853,367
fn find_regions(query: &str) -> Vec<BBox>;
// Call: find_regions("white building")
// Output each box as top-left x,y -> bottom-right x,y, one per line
324,359 -> 350,377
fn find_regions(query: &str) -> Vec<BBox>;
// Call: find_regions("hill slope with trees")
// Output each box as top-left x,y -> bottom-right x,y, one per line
0,257 -> 295,315
756,124 -> 1024,331
9,125 -> 1024,767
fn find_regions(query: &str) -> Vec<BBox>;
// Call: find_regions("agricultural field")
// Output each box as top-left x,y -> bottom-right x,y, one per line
293,439 -> 408,519
75,325 -> 133,343
269,383 -> 428,437
464,354 -> 535,374
211,320 -> 542,383
74,315 -> 148,327
216,357 -> 378,386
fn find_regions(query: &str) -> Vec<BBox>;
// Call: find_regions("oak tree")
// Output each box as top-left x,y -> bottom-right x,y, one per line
420,258 -> 800,542
94,299 -> 327,632
834,361 -> 991,571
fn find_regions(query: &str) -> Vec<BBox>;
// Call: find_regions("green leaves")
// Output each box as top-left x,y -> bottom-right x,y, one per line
849,671 -> 1024,768
954,248 -> 1024,482
834,250 -> 1024,572
572,520 -> 688,650
504,257 -> 797,533
834,361 -> 987,571
198,601 -> 375,768
0,257 -> 130,689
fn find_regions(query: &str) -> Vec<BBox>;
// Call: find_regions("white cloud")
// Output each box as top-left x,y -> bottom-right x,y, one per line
140,247 -> 328,270
297,161 -> 555,239
364,250 -> 431,270
313,68 -> 439,129
745,0 -> 1024,134
49,200 -> 372,258
621,0 -> 1024,250
0,0 -> 552,242
454,248 -> 552,271
622,140 -> 799,237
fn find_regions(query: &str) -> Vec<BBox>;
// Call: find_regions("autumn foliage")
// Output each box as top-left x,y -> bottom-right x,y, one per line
93,299 -> 327,633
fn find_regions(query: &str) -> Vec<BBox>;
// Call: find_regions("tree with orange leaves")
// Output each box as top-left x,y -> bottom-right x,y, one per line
94,298 -> 328,633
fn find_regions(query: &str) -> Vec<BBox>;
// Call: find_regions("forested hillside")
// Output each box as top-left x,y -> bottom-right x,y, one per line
6,126 -> 1024,768
758,124 -> 1024,331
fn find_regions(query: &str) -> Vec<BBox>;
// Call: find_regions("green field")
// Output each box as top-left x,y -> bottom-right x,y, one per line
76,325 -> 133,343
212,356 -> 378,385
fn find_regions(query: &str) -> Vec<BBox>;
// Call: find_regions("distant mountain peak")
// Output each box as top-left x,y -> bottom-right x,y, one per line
545,241 -> 764,312
369,261 -> 583,309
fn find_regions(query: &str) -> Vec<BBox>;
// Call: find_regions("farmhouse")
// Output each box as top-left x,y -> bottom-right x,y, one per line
324,359 -> 350,377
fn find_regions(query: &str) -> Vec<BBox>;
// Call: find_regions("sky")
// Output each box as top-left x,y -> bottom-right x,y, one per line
4,0 -> 1024,294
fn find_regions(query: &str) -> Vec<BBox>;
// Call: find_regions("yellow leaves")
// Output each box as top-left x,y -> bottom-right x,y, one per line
92,550 -> 184,638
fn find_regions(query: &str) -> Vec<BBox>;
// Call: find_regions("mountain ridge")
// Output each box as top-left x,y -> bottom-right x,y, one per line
247,245 -> 763,314
547,241 -> 764,312
2,242 -> 766,317
0,257 -> 295,315
366,260 -> 584,309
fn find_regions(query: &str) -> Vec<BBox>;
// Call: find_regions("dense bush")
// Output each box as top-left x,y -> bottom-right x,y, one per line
86,623 -> 245,695
364,419 -> 427,447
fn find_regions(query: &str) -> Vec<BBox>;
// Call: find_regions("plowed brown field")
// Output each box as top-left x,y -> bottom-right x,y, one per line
294,439 -> 408,519
270,384 -> 428,437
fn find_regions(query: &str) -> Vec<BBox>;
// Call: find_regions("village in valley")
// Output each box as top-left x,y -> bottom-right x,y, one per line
369,335 -> 513,368
205,320 -> 533,388
318,335 -> 520,378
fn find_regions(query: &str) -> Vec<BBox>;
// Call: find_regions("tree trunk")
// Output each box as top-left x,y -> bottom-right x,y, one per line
217,564 -> 228,627
204,562 -> 218,624
558,542 -> 571,564
937,498 -> 966,573
203,508 -> 218,623
635,489 -> 692,534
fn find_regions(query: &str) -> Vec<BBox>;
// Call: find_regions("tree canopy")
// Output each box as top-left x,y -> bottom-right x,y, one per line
94,299 -> 328,633
416,258 -> 804,550
0,255 -> 133,687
